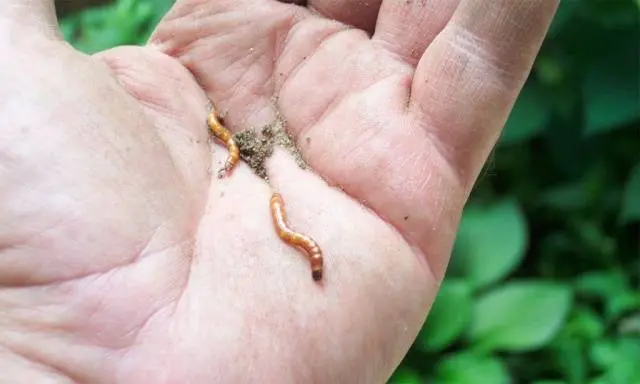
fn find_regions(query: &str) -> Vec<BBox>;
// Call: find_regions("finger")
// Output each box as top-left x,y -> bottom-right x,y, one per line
372,0 -> 460,66
0,0 -> 60,38
150,0 -> 297,131
409,0 -> 559,190
307,0 -> 383,33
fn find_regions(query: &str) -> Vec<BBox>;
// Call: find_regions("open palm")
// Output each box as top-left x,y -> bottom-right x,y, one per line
0,0 -> 558,382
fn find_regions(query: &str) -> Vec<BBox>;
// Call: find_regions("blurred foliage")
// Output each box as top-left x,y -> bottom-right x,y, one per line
58,0 -> 639,383
59,0 -> 174,53
393,1 -> 640,382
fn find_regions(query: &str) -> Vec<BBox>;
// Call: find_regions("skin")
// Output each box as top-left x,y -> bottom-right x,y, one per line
0,0 -> 559,383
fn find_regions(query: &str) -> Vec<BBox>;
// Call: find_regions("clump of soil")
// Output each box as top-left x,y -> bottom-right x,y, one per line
233,114 -> 307,182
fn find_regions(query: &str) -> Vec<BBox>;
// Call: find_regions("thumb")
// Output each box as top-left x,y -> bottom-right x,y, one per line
0,1 -> 61,39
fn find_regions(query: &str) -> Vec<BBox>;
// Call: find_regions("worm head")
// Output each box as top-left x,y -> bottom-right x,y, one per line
310,254 -> 323,282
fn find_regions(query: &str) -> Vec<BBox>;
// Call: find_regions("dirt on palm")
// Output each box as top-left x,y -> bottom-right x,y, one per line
231,113 -> 308,182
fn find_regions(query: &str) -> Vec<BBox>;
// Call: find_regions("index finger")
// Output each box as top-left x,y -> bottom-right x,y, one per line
409,0 -> 559,190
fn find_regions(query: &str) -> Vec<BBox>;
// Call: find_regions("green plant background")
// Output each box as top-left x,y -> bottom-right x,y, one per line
56,1 -> 640,383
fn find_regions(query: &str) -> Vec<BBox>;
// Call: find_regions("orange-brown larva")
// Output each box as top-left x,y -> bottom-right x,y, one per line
206,103 -> 324,281
207,109 -> 240,178
270,193 -> 324,282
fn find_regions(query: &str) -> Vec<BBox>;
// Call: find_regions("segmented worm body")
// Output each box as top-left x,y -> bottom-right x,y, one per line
270,193 -> 324,282
206,104 -> 324,282
207,109 -> 240,178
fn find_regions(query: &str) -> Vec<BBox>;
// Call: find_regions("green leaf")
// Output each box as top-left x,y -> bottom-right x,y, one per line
468,281 -> 573,352
590,339 -> 619,370
535,55 -> 566,88
574,270 -> 639,321
620,162 -> 640,223
583,47 -> 640,135
418,279 -> 472,352
547,0 -> 581,37
453,199 -> 528,289
389,367 -> 422,384
59,17 -> 79,41
589,377 -> 608,384
590,337 -> 640,383
533,381 -> 567,384
539,182 -> 590,212
565,306 -> 605,341
608,292 -> 640,321
500,83 -> 552,145
586,0 -> 640,28
434,352 -> 511,384
552,337 -> 588,384
61,0 -> 174,53
575,270 -> 628,299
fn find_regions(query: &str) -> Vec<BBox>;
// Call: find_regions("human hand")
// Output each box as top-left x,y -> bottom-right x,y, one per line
0,1 -> 558,382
